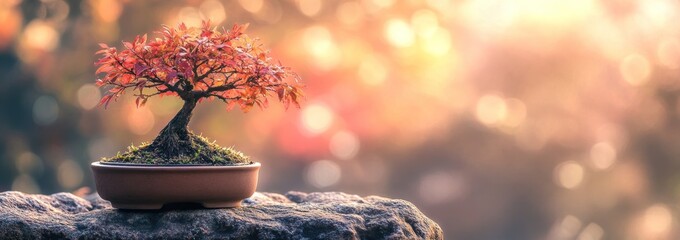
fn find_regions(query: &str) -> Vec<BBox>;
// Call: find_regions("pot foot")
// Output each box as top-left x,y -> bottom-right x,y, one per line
112,203 -> 164,210
202,201 -> 242,208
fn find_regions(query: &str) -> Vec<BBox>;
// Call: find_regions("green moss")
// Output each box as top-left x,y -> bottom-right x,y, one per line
101,133 -> 252,166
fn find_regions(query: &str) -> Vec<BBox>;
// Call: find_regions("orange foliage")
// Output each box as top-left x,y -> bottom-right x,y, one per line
94,21 -> 303,112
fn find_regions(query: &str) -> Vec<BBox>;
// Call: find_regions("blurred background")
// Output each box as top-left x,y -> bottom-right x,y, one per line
1,0 -> 680,239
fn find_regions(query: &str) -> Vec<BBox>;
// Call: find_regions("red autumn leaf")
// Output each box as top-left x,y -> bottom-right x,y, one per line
95,65 -> 113,74
93,21 -> 304,111
133,63 -> 148,75
276,87 -> 285,101
165,71 -> 178,82
99,94 -> 113,108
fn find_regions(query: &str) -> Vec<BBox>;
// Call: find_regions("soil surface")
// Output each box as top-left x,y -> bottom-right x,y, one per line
102,133 -> 251,166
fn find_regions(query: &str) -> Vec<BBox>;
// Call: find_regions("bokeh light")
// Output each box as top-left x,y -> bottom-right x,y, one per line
620,54 -> 651,86
199,0 -> 226,25
17,20 -> 59,63
91,0 -> 122,23
15,151 -> 43,175
302,25 -> 340,70
77,84 -> 102,110
297,0 -> 321,17
57,159 -> 84,189
577,223 -> 605,240
0,1 -> 22,50
418,171 -> 465,204
177,7 -> 203,27
301,103 -> 333,135
555,161 -> 585,189
329,130 -> 360,160
21,20 -> 59,51
384,19 -> 415,48
639,204 -> 673,239
238,0 -> 263,14
547,215 -> 583,240
33,95 -> 59,126
475,94 -> 507,126
590,142 -> 616,170
11,174 -> 40,194
305,160 -> 341,188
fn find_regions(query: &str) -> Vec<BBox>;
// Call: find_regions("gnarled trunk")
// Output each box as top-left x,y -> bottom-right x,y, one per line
150,98 -> 197,157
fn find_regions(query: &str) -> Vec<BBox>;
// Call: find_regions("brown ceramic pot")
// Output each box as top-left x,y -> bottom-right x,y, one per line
91,162 -> 260,209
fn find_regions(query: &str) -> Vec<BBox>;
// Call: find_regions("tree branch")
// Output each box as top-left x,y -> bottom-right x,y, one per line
205,82 -> 237,93
206,93 -> 240,102
134,88 -> 171,98
194,64 -> 228,83
145,73 -> 184,95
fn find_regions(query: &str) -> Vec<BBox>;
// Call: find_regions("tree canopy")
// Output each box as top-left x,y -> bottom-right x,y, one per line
95,21 -> 303,112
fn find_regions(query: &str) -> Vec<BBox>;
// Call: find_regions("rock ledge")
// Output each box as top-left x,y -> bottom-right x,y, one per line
0,191 -> 443,239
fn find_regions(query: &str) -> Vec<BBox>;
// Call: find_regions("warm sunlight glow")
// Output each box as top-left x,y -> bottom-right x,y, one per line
336,1 -> 364,27
8,1 -> 680,238
238,0 -> 263,13
126,105 -> 155,135
303,25 -> 340,70
639,0 -> 676,27
422,28 -> 451,56
620,54 -> 651,86
92,0 -> 122,23
476,94 -> 507,126
18,20 -> 59,63
657,38 -> 680,69
384,19 -> 415,48
0,5 -> 22,50
642,204 -> 672,236
177,7 -> 203,27
301,103 -> 334,135
199,0 -> 227,24
358,56 -> 388,86
411,9 -> 439,38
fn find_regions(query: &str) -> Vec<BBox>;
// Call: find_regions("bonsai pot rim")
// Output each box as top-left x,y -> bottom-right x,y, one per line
95,161 -> 259,168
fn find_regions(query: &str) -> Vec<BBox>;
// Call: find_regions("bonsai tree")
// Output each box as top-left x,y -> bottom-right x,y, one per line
94,21 -> 303,165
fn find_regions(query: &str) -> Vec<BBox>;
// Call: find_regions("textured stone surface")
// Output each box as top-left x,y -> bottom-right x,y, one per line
0,191 -> 443,239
